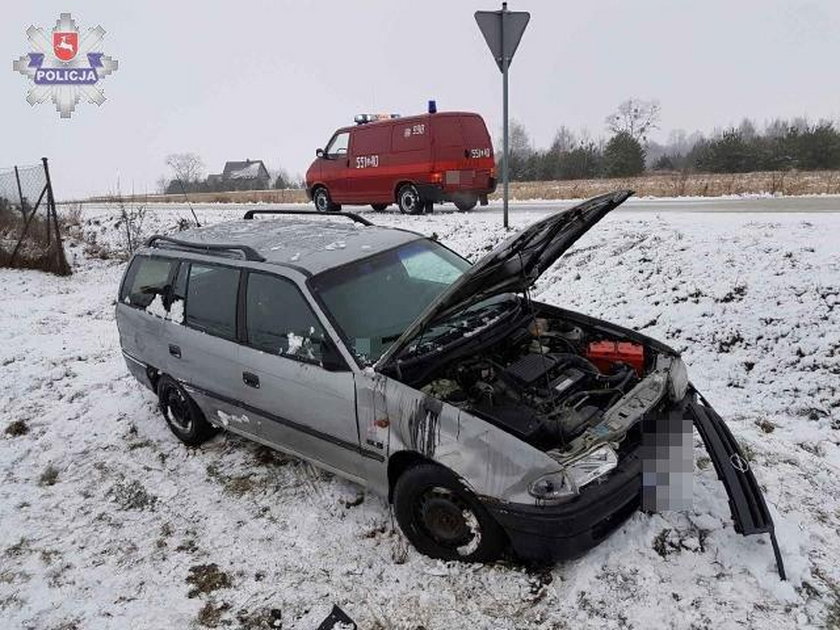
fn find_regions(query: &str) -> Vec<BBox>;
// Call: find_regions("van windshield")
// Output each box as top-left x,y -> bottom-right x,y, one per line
311,239 -> 471,365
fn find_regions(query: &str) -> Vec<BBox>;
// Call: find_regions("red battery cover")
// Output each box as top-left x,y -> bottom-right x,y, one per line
585,341 -> 645,376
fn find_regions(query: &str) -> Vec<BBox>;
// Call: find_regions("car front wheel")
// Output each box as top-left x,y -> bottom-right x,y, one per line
393,463 -> 506,562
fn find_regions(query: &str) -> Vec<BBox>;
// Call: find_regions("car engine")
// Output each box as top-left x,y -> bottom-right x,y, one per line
419,317 -> 648,449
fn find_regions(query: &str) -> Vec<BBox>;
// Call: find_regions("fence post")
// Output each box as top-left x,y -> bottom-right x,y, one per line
14,166 -> 26,218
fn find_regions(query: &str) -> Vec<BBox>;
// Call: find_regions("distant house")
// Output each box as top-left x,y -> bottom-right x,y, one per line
220,159 -> 271,190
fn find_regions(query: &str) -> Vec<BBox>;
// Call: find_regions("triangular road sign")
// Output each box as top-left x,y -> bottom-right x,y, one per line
475,8 -> 530,72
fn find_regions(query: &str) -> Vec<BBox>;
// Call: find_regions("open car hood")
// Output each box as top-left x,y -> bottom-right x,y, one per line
375,190 -> 634,371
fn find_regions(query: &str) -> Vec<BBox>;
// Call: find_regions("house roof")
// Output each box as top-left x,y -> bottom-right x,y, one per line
222,160 -> 270,180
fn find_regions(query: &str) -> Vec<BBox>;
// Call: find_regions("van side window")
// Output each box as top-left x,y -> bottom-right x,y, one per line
121,256 -> 175,309
185,264 -> 240,340
433,117 -> 464,147
325,132 -> 349,158
246,273 -> 326,362
353,126 -> 390,156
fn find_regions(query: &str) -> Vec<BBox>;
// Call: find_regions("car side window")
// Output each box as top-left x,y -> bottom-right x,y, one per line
245,273 -> 326,362
121,256 -> 175,309
326,132 -> 350,158
185,263 -> 240,340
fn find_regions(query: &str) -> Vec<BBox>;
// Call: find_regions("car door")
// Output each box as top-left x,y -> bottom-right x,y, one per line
163,260 -> 262,441
237,270 -> 363,480
319,130 -> 351,202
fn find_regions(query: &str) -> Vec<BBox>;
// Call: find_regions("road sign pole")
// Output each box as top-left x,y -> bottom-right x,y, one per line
475,3 -> 528,229
501,6 -> 509,228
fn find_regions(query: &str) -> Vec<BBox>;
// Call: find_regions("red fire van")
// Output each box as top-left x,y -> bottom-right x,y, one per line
305,111 -> 496,214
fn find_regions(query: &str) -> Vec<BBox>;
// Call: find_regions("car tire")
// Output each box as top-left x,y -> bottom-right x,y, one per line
393,463 -> 506,563
157,375 -> 216,446
397,184 -> 423,215
313,187 -> 340,213
454,196 -> 478,212
371,203 -> 389,212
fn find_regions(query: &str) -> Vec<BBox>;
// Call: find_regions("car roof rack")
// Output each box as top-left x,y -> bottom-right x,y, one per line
242,209 -> 373,227
145,235 -> 266,262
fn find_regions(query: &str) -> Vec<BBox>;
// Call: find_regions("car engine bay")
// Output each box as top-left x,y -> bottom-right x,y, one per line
417,314 -> 654,450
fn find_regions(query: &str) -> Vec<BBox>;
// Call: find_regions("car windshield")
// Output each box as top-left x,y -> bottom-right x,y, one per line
311,239 -> 472,364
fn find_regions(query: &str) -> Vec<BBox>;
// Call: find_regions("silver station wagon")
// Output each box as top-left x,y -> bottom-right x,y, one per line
116,192 -> 784,577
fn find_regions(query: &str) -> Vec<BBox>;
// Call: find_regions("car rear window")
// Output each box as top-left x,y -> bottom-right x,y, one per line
121,256 -> 175,308
185,263 -> 240,340
245,273 -> 325,362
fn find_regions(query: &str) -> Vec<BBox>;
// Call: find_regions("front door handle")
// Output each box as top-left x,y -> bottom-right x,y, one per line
169,344 -> 181,358
242,371 -> 260,389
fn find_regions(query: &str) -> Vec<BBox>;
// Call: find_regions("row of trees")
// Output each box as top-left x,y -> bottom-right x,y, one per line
501,99 -> 840,181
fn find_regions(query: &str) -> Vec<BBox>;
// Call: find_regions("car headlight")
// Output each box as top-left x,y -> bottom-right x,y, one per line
528,445 -> 619,504
668,357 -> 689,401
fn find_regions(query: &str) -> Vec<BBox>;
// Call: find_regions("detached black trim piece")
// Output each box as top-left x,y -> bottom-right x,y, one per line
145,235 -> 265,262
182,380 -> 385,463
242,209 -> 373,227
687,388 -> 786,580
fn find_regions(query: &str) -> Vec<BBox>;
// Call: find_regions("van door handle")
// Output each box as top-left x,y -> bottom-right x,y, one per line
169,344 -> 181,358
242,372 -> 260,389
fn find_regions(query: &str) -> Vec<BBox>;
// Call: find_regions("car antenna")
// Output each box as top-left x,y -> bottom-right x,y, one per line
176,177 -> 201,227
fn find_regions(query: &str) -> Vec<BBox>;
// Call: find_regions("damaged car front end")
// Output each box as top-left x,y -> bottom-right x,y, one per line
322,190 -> 784,578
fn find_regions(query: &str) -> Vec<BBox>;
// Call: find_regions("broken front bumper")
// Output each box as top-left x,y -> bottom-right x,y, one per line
484,388 -> 786,578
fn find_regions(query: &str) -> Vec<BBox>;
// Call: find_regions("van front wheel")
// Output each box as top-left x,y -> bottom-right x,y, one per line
371,203 -> 389,212
313,187 -> 340,213
397,184 -> 423,215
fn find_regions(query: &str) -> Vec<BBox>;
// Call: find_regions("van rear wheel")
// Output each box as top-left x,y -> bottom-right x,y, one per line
454,196 -> 478,212
157,375 -> 216,446
397,184 -> 423,215
371,203 -> 389,212
313,187 -> 340,213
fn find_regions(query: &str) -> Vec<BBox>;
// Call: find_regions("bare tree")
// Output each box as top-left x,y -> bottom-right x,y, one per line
605,98 -> 661,142
165,153 -> 204,184
550,126 -> 576,153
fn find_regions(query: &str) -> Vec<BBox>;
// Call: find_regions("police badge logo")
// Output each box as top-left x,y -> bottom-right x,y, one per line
13,13 -> 119,119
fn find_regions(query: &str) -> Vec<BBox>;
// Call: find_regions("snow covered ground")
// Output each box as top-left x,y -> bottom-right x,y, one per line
1,201 -> 839,629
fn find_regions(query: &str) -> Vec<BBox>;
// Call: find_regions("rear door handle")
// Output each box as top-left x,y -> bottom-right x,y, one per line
242,371 -> 260,389
169,344 -> 181,358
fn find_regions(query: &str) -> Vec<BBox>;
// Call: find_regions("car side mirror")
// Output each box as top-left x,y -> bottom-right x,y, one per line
316,148 -> 325,159
320,338 -> 349,372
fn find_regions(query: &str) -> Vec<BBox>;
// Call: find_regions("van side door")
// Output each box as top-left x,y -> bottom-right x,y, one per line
347,123 -> 391,203
318,130 -> 351,202
237,271 -> 363,481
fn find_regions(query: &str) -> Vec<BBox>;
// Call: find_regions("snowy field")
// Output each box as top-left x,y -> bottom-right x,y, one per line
1,201 -> 839,629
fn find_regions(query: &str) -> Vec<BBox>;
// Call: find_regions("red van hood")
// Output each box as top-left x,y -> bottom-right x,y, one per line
376,190 -> 634,370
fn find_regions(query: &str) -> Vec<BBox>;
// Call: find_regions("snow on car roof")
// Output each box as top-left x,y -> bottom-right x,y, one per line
170,217 -> 423,274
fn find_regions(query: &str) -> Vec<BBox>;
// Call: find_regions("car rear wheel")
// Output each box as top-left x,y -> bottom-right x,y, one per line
313,187 -> 340,213
393,463 -> 506,562
454,196 -> 478,212
371,203 -> 389,212
397,184 -> 423,215
157,375 -> 216,446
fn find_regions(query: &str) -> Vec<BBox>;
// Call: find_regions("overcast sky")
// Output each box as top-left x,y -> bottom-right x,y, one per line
3,0 -> 839,199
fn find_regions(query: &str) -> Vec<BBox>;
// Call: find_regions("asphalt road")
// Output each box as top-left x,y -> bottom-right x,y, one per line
474,195 -> 840,214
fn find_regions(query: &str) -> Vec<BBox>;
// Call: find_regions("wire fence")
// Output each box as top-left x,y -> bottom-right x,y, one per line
0,158 -> 70,275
